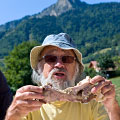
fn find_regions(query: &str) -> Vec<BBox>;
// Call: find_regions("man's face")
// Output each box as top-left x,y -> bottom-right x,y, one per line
37,46 -> 78,89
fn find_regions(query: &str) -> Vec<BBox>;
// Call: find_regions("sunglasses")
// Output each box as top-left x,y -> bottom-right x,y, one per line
40,55 -> 76,64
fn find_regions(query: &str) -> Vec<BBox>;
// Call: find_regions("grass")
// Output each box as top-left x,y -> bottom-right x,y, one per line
93,46 -> 119,55
94,48 -> 111,55
109,76 -> 120,105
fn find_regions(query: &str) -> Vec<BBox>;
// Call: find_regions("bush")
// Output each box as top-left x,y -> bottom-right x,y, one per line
4,41 -> 39,94
84,67 -> 97,78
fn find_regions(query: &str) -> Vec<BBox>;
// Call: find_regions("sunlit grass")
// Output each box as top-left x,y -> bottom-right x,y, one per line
110,76 -> 120,105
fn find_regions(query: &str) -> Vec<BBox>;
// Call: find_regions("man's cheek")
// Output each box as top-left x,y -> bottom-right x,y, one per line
43,65 -> 53,78
43,71 -> 49,78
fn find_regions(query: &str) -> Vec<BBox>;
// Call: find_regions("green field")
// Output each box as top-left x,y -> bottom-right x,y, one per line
110,76 -> 120,105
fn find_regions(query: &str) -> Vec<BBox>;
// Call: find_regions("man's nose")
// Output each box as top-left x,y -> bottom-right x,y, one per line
54,59 -> 64,68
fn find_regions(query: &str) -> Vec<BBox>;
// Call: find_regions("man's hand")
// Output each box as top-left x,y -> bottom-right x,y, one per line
5,85 -> 46,120
90,75 -> 120,120
90,75 -> 115,103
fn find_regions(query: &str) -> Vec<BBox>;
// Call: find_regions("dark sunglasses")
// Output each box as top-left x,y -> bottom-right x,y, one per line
40,55 -> 76,64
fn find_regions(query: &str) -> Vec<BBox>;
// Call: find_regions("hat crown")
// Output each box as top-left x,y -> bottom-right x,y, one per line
42,33 -> 76,48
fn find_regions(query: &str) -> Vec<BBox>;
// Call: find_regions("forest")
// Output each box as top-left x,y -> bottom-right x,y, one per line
0,2 -> 120,64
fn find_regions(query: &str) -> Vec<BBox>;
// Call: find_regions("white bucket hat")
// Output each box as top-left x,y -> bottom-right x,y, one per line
30,33 -> 84,73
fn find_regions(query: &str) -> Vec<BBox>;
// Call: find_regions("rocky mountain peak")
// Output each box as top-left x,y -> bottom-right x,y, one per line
57,0 -> 72,9
57,0 -> 81,5
57,0 -> 80,6
34,0 -> 83,18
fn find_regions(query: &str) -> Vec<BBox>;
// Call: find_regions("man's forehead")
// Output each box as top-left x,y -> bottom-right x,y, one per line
41,46 -> 74,56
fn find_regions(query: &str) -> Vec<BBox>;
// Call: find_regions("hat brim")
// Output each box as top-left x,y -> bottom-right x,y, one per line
30,44 -> 84,72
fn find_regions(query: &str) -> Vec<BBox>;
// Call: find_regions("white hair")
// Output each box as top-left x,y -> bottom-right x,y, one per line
32,62 -> 80,90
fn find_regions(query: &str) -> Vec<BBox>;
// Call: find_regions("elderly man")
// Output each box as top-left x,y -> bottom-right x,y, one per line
5,33 -> 120,120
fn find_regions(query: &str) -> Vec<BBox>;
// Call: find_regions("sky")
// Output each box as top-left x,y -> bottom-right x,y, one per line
0,0 -> 120,25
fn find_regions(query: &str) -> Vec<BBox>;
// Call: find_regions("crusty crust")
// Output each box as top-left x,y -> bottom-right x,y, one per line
42,76 -> 104,103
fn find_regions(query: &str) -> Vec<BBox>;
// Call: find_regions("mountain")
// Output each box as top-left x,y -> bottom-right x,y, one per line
33,0 -> 87,18
0,0 -> 85,32
0,16 -> 30,35
0,0 -> 120,63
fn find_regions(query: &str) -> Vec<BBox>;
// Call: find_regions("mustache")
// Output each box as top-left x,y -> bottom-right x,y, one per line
52,68 -> 67,73
46,68 -> 67,81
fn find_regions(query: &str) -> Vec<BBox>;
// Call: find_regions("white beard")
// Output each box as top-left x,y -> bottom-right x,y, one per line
41,70 -> 76,90
32,64 -> 79,90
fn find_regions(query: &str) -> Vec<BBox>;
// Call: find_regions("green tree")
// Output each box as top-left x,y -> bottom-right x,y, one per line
4,41 -> 39,94
84,67 -> 97,78
113,56 -> 120,69
97,55 -> 115,71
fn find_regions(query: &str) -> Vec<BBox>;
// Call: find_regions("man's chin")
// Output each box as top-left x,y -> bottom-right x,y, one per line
50,78 -> 74,90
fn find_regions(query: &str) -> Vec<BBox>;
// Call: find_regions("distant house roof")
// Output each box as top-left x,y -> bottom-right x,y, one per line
89,61 -> 100,72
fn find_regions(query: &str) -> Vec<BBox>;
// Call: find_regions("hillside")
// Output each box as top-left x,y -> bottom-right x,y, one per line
0,0 -> 120,63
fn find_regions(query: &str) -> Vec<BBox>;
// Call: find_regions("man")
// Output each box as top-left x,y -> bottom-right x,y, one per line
0,70 -> 13,120
5,33 -> 120,120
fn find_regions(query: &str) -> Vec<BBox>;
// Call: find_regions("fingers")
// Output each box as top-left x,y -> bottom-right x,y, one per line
17,85 -> 43,93
16,99 -> 46,107
102,84 -> 116,99
11,100 -> 45,118
91,79 -> 112,94
101,84 -> 115,95
7,85 -> 45,118
15,85 -> 45,101
15,91 -> 44,100
90,75 -> 105,84
90,75 -> 116,102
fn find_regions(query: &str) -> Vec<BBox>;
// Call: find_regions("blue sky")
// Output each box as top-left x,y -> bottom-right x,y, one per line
0,0 -> 120,25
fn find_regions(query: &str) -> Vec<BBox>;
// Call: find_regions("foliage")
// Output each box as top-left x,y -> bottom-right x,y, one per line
4,41 -> 39,93
0,2 -> 120,61
97,55 -> 116,71
0,59 -> 4,68
112,56 -> 120,69
112,56 -> 120,77
83,46 -> 120,64
84,67 -> 97,78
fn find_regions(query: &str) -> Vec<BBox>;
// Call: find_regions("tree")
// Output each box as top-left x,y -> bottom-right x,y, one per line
97,55 -> 115,71
113,56 -> 120,69
84,67 -> 97,78
4,41 -> 39,94
97,55 -> 116,78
